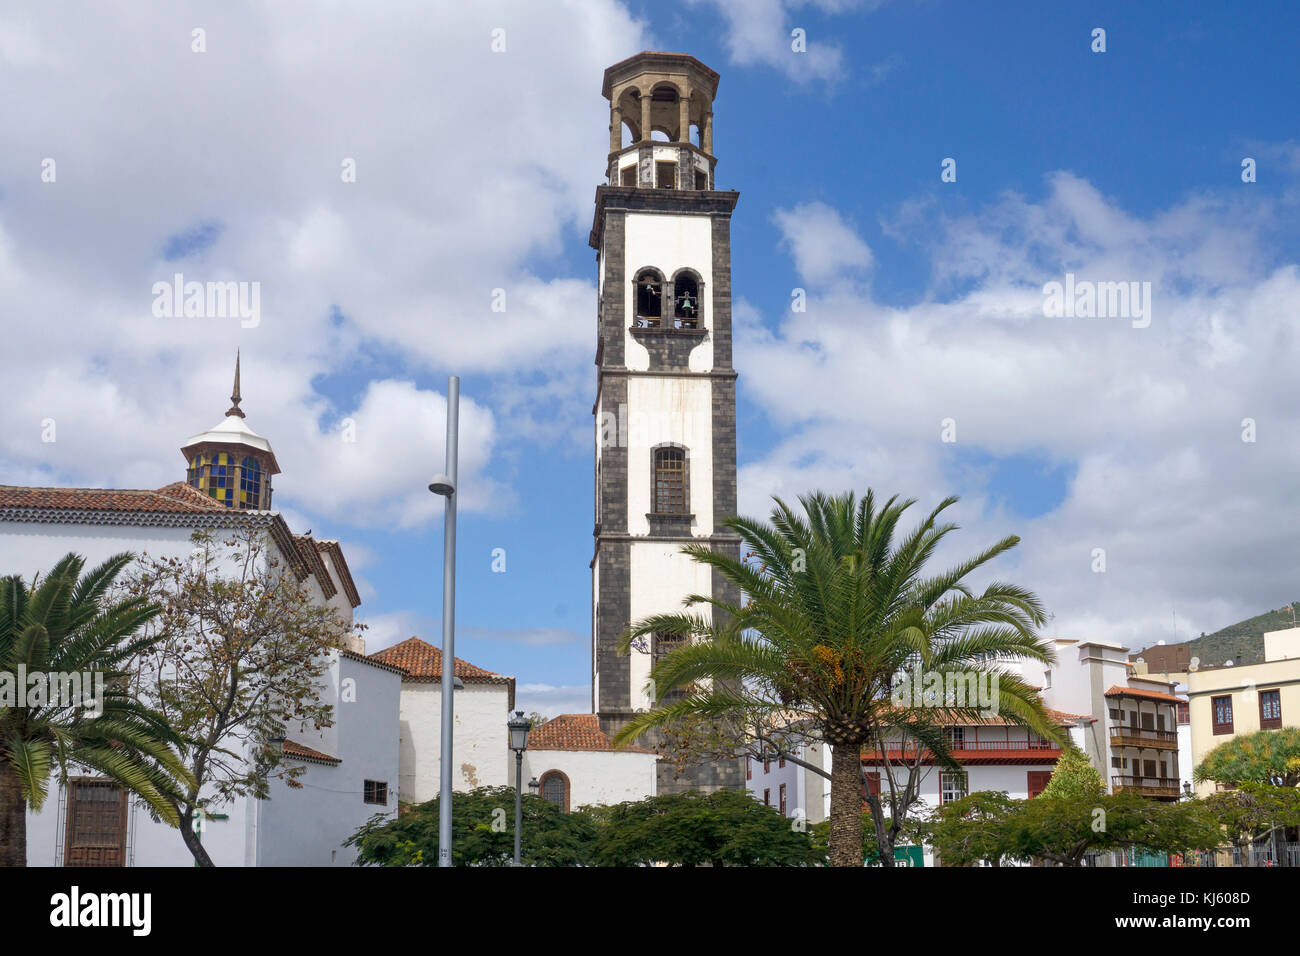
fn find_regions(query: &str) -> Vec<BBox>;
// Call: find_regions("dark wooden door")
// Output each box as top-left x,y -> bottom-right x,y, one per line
64,779 -> 127,867
1026,771 -> 1053,798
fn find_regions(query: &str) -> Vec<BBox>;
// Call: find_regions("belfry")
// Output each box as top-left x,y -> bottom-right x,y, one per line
590,52 -> 742,792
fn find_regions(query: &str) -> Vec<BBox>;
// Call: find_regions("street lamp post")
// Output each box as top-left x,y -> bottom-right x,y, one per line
508,710 -> 532,866
429,376 -> 459,868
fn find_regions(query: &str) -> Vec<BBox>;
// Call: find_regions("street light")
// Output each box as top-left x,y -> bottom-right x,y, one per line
508,710 -> 532,866
430,375 -> 460,867
528,777 -> 539,797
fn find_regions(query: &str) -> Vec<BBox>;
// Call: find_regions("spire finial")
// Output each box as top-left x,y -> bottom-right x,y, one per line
226,350 -> 245,418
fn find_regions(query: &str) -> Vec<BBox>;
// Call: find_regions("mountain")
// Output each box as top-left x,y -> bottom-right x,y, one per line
1180,602 -> 1300,668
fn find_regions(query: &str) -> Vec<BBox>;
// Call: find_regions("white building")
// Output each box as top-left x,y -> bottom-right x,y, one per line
512,713 -> 658,811
367,636 -> 515,800
4,361 -> 399,866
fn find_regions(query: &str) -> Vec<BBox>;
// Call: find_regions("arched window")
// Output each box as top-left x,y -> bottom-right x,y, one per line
239,457 -> 261,509
653,633 -> 688,704
539,770 -> 569,812
673,272 -> 700,328
634,269 -> 663,327
653,446 -> 686,514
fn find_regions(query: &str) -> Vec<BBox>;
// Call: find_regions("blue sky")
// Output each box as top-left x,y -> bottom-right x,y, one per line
3,0 -> 1300,715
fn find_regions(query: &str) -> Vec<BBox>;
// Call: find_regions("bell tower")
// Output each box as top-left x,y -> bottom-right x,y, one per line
590,52 -> 742,793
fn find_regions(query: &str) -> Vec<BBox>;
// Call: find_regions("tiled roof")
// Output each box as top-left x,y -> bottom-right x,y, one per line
315,539 -> 361,608
526,713 -> 654,754
292,534 -> 336,601
0,483 -> 229,514
1104,685 -> 1184,704
368,637 -> 514,706
281,739 -> 341,764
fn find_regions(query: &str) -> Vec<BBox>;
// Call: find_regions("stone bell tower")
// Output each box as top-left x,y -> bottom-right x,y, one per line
590,52 -> 742,793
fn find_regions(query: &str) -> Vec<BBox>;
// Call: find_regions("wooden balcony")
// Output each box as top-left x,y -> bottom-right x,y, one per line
863,737 -> 1062,766
1112,775 -> 1181,799
1108,725 -> 1179,751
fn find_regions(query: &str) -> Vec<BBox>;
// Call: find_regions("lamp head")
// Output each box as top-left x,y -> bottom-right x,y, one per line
429,474 -> 455,496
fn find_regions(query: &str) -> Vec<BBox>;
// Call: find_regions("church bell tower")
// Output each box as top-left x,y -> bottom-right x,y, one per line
590,52 -> 742,792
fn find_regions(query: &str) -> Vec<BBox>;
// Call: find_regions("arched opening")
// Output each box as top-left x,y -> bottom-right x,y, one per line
634,269 -> 663,327
652,445 -> 687,513
673,272 -> 700,328
539,770 -> 570,812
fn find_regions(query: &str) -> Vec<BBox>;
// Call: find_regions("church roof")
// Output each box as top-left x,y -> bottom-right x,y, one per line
0,482 -> 228,514
368,637 -> 515,704
526,713 -> 654,754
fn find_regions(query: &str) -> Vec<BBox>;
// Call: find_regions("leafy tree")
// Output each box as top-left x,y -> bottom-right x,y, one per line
593,789 -> 822,866
1195,727 -> 1300,788
1000,792 -> 1220,867
923,790 -> 1018,866
1039,745 -> 1105,800
1203,783 -> 1300,854
614,491 -> 1059,867
0,553 -> 192,866
346,786 -> 596,866
125,528 -> 361,866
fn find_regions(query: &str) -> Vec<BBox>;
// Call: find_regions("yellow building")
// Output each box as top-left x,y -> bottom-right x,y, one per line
1187,626 -> 1300,794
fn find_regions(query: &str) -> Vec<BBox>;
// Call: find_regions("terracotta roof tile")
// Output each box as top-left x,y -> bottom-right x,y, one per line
369,637 -> 514,687
314,539 -> 361,608
281,739 -> 341,764
0,483 -> 230,514
1104,684 -> 1184,704
526,713 -> 654,754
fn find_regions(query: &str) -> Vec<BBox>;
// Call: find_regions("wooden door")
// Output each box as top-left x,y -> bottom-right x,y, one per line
1026,771 -> 1053,798
64,779 -> 127,867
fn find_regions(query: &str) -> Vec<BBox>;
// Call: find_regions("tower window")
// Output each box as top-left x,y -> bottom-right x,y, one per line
655,161 -> 676,189
673,273 -> 700,329
695,168 -> 708,190
653,446 -> 686,513
621,165 -> 636,187
634,270 -> 663,327
653,633 -> 687,703
239,457 -> 261,509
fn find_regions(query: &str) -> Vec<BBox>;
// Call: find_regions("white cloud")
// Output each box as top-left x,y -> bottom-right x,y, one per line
772,201 -> 874,284
739,168 -> 1300,649
0,0 -> 648,526
514,683 -> 593,718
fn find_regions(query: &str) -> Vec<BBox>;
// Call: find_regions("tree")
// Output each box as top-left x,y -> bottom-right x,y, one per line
923,790 -> 1018,866
1039,745 -> 1105,800
1203,783 -> 1300,857
614,490 -> 1059,867
346,786 -> 596,866
593,789 -> 822,866
125,528 -> 361,866
0,553 -> 192,866
1195,727 -> 1300,788
999,793 -> 1220,867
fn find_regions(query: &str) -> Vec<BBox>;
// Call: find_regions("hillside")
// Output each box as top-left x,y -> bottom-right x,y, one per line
1180,602 -> 1300,668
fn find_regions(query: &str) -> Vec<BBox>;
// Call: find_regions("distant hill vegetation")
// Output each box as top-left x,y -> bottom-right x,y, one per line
1180,603 -> 1300,668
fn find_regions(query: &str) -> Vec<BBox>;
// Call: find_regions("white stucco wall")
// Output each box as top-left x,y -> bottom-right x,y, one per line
514,749 -> 658,810
622,212 -> 715,371
398,681 -> 511,803
627,540 -> 715,711
624,376 -> 714,536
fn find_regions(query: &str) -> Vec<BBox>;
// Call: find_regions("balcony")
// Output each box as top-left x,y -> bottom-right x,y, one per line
1108,725 -> 1179,751
863,737 -> 1062,766
1112,775 -> 1181,799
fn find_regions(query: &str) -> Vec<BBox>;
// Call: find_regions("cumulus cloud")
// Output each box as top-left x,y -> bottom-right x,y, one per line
773,201 -> 874,284
0,0 -> 647,526
740,168 -> 1300,650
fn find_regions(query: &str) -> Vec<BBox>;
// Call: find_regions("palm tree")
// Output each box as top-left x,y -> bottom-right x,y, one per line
614,491 -> 1061,867
0,553 -> 192,866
